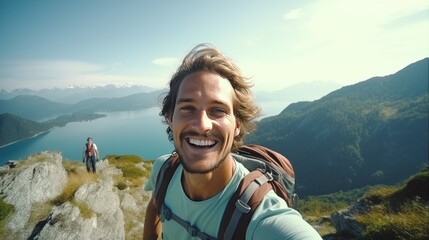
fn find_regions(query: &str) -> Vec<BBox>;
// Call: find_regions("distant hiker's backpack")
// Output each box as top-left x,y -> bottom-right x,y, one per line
86,143 -> 94,156
153,144 -> 298,240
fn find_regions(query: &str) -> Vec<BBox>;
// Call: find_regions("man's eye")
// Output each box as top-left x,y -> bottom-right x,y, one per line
211,108 -> 227,116
180,106 -> 194,112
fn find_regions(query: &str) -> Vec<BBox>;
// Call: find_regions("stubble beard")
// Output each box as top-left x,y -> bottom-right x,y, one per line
177,150 -> 228,174
176,130 -> 230,174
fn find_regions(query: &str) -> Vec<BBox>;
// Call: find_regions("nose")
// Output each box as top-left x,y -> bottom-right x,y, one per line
193,110 -> 213,132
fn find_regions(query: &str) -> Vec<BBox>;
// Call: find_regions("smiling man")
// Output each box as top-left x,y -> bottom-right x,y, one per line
143,44 -> 321,239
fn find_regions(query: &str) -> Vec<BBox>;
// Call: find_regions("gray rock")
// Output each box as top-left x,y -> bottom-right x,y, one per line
120,192 -> 138,211
35,202 -> 97,240
0,151 -> 151,240
331,210 -> 363,237
0,151 -> 67,232
36,176 -> 125,240
330,199 -> 370,237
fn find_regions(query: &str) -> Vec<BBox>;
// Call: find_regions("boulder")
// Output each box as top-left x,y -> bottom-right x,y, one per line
0,151 -> 67,232
330,199 -> 370,237
331,210 -> 363,237
0,151 -> 151,240
35,176 -> 125,240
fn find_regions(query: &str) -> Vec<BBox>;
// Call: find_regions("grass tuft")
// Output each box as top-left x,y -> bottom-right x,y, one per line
116,181 -> 128,190
357,201 -> 429,240
355,167 -> 429,240
52,170 -> 98,206
106,155 -> 152,188
0,198 -> 14,222
72,200 -> 94,219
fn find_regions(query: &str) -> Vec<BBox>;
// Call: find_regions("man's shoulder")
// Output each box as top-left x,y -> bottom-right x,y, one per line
143,154 -> 173,192
155,154 -> 172,164
152,154 -> 174,173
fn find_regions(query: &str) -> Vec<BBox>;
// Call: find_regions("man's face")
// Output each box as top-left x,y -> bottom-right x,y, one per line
169,71 -> 240,174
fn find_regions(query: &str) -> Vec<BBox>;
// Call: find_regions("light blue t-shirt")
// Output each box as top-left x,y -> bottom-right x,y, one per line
144,155 -> 322,240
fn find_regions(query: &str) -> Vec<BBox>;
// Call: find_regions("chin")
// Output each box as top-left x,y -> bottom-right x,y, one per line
181,155 -> 226,174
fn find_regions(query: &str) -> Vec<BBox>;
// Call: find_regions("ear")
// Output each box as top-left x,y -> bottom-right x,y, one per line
235,128 -> 240,137
235,120 -> 241,137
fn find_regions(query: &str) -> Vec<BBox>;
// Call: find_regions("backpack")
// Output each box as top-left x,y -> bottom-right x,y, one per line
153,144 -> 298,240
86,143 -> 94,156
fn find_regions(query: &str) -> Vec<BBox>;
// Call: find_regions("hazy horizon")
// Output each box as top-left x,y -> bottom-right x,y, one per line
1,1 -> 428,92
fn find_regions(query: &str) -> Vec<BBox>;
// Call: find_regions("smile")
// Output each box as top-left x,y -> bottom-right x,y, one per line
187,138 -> 216,148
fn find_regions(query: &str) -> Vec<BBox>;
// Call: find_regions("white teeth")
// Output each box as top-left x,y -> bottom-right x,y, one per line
189,138 -> 215,147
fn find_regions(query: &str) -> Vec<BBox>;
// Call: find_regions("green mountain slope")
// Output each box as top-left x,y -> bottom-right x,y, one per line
246,58 -> 429,196
0,95 -> 70,121
0,90 -> 165,121
0,113 -> 54,147
67,89 -> 164,113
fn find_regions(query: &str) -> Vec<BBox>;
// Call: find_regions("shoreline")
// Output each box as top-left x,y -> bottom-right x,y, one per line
0,128 -> 55,149
0,113 -> 107,149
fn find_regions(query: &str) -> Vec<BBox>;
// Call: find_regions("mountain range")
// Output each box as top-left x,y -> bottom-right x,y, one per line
0,89 -> 165,121
246,57 -> 428,196
0,89 -> 165,147
254,81 -> 341,102
0,84 -> 156,104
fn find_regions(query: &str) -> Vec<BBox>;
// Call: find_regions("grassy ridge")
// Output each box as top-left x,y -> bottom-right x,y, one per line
356,168 -> 429,240
300,167 -> 429,239
1,153 -> 427,239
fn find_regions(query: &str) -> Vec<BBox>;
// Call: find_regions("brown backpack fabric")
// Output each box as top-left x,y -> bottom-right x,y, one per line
154,152 -> 180,215
152,144 -> 297,240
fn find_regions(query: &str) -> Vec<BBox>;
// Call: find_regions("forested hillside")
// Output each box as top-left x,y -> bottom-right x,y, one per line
0,89 -> 164,121
0,113 -> 54,146
0,95 -> 69,121
246,58 -> 428,196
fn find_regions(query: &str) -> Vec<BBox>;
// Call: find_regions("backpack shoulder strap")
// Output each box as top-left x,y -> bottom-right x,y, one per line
153,153 -> 180,215
152,154 -> 217,240
217,169 -> 274,240
237,144 -> 296,208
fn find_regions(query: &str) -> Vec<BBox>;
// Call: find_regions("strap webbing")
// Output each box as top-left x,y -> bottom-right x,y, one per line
223,172 -> 271,240
160,203 -> 216,240
154,153 -> 180,220
154,154 -> 216,240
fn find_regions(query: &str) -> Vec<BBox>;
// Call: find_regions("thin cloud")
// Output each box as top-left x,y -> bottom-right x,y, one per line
244,36 -> 260,47
250,0 -> 429,92
0,60 -> 103,79
284,8 -> 302,20
0,60 -> 151,90
152,57 -> 179,67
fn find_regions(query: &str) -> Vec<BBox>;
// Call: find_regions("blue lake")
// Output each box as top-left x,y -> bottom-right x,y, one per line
0,107 -> 174,164
0,101 -> 289,165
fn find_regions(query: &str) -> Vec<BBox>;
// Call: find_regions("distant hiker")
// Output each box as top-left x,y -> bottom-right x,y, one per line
143,44 -> 322,239
83,137 -> 99,173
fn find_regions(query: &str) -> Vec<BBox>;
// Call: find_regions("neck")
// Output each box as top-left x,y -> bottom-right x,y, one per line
181,155 -> 235,201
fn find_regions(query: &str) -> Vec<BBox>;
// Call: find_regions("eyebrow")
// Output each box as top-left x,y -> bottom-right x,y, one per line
176,97 -> 230,107
176,98 -> 193,104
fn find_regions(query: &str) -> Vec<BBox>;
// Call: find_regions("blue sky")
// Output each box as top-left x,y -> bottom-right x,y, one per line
0,0 -> 428,92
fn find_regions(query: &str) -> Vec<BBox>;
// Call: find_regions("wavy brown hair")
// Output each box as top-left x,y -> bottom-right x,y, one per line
160,44 -> 260,151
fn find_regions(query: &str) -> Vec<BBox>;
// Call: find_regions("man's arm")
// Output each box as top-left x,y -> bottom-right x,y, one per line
143,196 -> 162,240
94,144 -> 100,160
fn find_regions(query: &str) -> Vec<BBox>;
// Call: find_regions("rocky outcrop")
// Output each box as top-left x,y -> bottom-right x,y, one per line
331,210 -> 363,237
36,176 -> 125,240
0,151 -> 67,232
0,151 -> 151,240
330,199 -> 370,238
